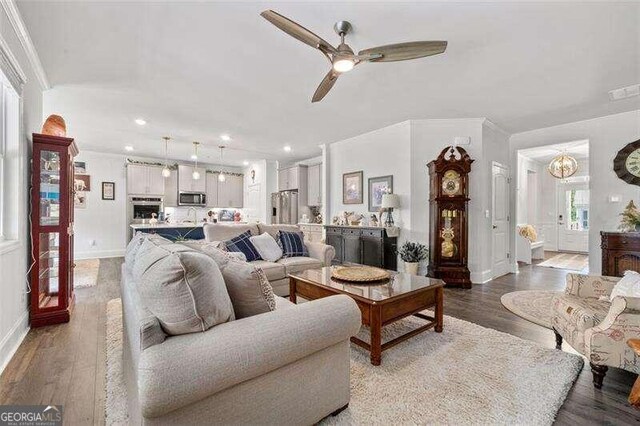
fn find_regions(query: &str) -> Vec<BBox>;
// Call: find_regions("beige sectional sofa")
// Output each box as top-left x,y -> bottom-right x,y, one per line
121,233 -> 361,425
203,223 -> 335,296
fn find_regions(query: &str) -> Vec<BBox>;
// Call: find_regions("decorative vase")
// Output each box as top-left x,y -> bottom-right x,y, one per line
404,262 -> 419,275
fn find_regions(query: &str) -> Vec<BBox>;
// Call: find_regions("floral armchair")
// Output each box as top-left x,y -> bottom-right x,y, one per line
552,273 -> 640,389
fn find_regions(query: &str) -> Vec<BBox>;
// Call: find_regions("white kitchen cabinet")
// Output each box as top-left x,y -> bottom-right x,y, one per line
178,165 -> 206,193
307,164 -> 321,206
127,164 -> 165,196
278,169 -> 288,190
164,169 -> 178,206
206,172 -> 219,207
278,165 -> 307,191
298,223 -> 323,243
230,175 -> 244,208
217,175 -> 243,208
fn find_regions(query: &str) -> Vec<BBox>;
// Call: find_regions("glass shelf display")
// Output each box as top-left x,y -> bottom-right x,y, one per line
30,133 -> 78,327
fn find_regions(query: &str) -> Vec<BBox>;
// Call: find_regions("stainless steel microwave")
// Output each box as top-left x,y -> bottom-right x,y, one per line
179,192 -> 206,206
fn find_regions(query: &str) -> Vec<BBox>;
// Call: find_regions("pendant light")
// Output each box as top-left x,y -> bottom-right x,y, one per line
548,151 -> 578,179
218,145 -> 226,182
192,141 -> 201,180
161,136 -> 171,178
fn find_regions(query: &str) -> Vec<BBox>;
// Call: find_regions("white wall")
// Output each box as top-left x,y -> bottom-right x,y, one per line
0,6 -> 45,373
510,110 -> 640,273
73,151 -> 127,259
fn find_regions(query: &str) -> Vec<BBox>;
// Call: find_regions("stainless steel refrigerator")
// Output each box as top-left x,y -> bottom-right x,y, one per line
271,191 -> 298,224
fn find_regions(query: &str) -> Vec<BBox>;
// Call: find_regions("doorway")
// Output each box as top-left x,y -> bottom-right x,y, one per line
492,162 -> 510,278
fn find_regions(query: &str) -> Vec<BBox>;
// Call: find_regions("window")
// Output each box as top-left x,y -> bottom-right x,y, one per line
0,70 -> 20,243
565,189 -> 589,231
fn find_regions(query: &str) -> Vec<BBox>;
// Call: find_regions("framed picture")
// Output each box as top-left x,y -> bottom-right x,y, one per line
368,175 -> 393,212
74,174 -> 91,191
343,171 -> 363,204
74,161 -> 86,174
74,192 -> 87,209
219,209 -> 235,222
102,181 -> 115,200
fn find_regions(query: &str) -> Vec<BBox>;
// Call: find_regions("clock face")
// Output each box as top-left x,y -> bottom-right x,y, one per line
442,170 -> 462,196
614,139 -> 640,186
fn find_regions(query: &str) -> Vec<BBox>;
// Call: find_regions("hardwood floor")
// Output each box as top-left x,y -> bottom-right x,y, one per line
0,258 -> 638,424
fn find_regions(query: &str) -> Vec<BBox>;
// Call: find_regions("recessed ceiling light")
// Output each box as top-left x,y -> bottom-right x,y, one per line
220,134 -> 231,142
191,154 -> 198,160
283,145 -> 292,152
125,146 -> 134,151
134,118 -> 146,126
243,160 -> 249,166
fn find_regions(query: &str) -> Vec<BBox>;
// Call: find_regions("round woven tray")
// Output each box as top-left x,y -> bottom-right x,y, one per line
331,265 -> 391,283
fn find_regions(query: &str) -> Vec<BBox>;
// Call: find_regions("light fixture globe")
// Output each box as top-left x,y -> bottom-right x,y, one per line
161,166 -> 171,178
548,153 -> 578,179
218,172 -> 226,182
192,170 -> 200,180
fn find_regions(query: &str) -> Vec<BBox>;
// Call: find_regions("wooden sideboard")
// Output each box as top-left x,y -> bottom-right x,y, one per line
601,231 -> 640,277
325,225 -> 397,270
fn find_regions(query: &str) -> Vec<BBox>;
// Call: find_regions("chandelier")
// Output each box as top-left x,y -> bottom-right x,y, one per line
548,152 -> 578,179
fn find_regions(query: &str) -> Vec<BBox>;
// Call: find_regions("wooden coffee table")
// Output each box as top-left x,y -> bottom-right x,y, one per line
289,266 -> 444,366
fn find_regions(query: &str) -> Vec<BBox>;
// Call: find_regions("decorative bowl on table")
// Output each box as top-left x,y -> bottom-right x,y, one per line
331,265 -> 391,283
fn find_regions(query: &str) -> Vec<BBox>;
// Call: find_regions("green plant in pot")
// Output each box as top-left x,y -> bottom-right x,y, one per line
619,200 -> 640,232
398,241 -> 428,275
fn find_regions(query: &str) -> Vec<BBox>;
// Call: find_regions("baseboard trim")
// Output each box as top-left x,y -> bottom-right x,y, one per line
471,269 -> 493,284
75,249 -> 125,260
0,309 -> 29,376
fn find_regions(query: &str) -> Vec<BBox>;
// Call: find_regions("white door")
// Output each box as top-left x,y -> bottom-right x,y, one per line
558,183 -> 589,252
492,162 -> 510,278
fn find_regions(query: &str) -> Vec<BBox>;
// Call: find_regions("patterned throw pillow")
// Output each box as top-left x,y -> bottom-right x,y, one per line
278,230 -> 309,258
224,230 -> 262,262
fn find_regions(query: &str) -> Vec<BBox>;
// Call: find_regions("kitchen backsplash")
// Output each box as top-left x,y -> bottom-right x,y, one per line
164,206 -> 245,223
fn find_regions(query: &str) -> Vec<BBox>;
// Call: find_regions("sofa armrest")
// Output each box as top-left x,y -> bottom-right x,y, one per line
138,294 -> 361,418
306,241 -> 336,266
584,295 -> 640,372
564,273 -> 619,298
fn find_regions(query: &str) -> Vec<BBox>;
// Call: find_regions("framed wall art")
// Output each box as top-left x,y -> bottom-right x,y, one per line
343,171 -> 363,204
102,181 -> 115,200
368,175 -> 393,212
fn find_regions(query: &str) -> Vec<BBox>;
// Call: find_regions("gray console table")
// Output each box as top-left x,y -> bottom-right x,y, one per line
325,225 -> 398,271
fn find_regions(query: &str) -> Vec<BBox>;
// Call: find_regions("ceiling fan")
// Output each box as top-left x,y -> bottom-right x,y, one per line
260,10 -> 448,102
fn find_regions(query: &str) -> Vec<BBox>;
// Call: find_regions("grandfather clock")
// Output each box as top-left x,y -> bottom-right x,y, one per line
427,146 -> 473,288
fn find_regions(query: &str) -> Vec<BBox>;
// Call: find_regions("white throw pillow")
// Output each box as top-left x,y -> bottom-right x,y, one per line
249,232 -> 283,262
609,270 -> 640,301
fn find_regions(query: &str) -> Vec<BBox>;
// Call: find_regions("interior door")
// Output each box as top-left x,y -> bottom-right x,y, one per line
558,183 -> 589,252
492,162 -> 510,278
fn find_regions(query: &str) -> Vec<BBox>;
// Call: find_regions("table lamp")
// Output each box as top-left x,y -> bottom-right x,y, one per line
381,194 -> 400,227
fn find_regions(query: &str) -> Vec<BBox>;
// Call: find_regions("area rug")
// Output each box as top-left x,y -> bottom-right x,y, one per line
105,299 -> 583,426
537,253 -> 588,272
106,299 -> 129,425
74,258 -> 100,288
500,290 -> 560,329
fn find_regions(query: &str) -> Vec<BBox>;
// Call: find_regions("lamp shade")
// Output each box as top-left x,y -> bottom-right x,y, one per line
381,193 -> 400,208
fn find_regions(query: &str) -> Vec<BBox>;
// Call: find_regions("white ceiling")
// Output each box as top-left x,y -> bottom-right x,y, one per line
18,1 -> 640,165
518,139 -> 589,162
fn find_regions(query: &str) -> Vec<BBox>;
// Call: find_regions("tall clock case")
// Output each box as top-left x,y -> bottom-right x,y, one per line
427,146 -> 473,288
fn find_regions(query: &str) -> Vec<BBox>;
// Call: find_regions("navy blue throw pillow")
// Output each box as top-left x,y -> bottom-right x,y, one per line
278,230 -> 309,258
224,230 -> 262,262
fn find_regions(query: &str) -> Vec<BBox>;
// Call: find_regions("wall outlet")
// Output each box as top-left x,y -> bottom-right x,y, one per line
608,195 -> 621,203
454,136 -> 471,146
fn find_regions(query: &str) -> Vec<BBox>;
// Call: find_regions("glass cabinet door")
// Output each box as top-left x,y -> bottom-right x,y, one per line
39,150 -> 61,226
38,232 -> 60,309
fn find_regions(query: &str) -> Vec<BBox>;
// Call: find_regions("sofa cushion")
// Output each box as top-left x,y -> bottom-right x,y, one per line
609,270 -> 640,301
251,260 -> 287,281
279,230 -> 309,258
194,246 -> 276,319
250,232 -> 283,262
552,294 -> 609,332
224,230 -> 262,262
258,223 -> 301,239
203,223 -> 259,242
125,231 -> 146,266
133,238 -> 235,336
277,256 -> 322,275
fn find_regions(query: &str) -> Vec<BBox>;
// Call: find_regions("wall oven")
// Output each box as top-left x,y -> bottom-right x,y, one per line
179,192 -> 206,206
130,196 -> 163,224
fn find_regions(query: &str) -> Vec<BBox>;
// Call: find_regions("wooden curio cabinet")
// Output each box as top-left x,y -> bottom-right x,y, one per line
427,146 -> 473,288
30,133 -> 78,327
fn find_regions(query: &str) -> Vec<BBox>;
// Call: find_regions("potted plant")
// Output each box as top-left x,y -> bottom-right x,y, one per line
619,200 -> 640,232
398,241 -> 428,275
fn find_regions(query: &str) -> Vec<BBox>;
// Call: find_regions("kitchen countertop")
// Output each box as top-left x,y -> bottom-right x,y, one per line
298,223 -> 323,226
130,222 -> 206,229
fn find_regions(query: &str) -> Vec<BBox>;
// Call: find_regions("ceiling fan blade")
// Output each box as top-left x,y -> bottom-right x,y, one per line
261,10 -> 336,54
312,70 -> 339,103
358,41 -> 447,62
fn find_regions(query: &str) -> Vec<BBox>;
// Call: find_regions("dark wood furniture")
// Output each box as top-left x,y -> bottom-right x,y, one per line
601,231 -> 640,277
628,339 -> 640,407
30,133 -> 78,327
289,267 -> 444,366
427,146 -> 473,288
325,225 -> 397,270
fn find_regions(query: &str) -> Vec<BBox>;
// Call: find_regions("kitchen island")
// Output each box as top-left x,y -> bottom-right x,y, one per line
130,222 -> 206,241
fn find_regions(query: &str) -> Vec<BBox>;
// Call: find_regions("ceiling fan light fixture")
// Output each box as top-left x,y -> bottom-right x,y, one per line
333,58 -> 354,73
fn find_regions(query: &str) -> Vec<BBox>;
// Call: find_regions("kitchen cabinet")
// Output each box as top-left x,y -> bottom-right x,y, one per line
325,226 -> 397,270
217,174 -> 243,208
307,163 -> 321,206
127,164 -> 165,196
164,169 -> 178,206
278,165 -> 307,191
178,165 -> 206,193
298,223 -> 323,243
206,172 -> 219,207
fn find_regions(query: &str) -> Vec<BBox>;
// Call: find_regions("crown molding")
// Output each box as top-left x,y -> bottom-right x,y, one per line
0,32 -> 26,94
0,0 -> 50,90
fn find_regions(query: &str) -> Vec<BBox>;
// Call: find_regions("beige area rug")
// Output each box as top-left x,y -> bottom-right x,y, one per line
538,252 -> 588,272
500,290 -> 560,329
105,299 -> 583,426
74,258 -> 100,288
